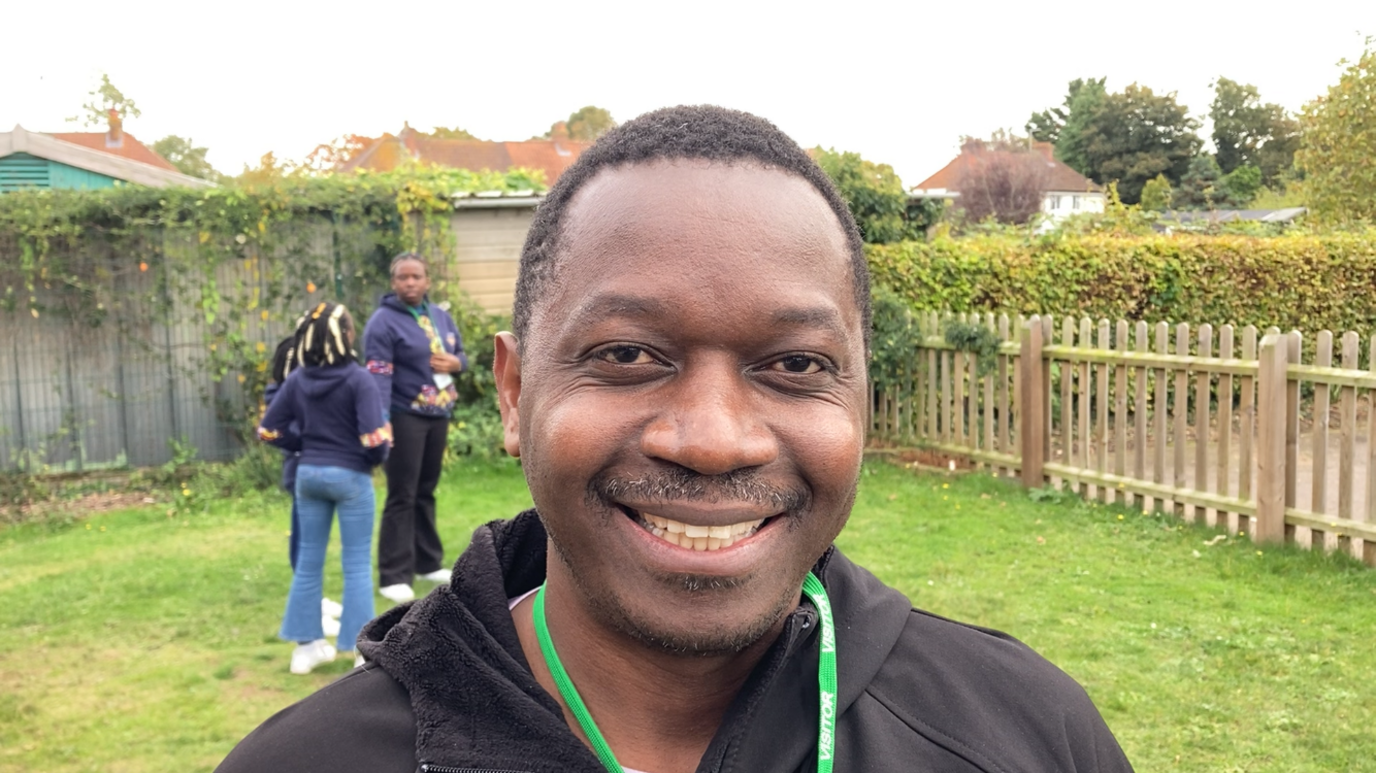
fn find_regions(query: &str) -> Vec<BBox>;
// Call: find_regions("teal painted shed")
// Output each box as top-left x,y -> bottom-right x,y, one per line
0,125 -> 211,191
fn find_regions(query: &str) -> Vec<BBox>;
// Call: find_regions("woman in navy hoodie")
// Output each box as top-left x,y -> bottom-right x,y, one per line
363,253 -> 467,603
259,302 -> 391,675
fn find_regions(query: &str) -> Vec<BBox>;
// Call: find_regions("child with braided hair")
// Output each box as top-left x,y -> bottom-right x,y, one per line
258,302 -> 391,674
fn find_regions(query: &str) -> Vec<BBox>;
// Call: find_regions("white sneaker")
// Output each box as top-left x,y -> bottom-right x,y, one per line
379,583 -> 415,603
290,639 -> 337,675
322,615 -> 341,637
418,569 -> 451,583
321,597 -> 343,618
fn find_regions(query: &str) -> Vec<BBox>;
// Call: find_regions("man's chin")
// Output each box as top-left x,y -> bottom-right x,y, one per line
590,582 -> 799,657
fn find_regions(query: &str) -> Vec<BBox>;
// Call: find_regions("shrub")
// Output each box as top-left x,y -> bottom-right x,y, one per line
866,231 -> 1376,336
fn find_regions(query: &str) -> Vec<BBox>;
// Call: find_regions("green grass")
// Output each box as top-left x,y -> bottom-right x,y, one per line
2,459 -> 1374,772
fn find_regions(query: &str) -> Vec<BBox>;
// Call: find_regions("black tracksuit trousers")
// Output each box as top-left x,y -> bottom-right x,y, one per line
379,411 -> 448,586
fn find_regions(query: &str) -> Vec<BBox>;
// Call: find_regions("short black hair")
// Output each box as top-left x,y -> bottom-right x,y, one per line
390,251 -> 429,278
512,105 -> 869,350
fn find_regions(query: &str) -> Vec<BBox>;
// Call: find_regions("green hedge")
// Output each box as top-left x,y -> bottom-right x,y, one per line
866,232 -> 1376,336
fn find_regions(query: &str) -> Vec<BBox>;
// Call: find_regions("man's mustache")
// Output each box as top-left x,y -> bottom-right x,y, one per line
588,467 -> 809,513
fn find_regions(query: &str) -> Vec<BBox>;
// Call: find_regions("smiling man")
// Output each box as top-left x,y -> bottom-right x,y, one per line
217,106 -> 1133,773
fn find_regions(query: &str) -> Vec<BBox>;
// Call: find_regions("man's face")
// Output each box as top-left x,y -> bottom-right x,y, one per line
392,259 -> 430,306
497,161 -> 867,654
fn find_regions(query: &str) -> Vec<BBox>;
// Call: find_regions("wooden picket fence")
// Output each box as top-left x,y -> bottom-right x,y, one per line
871,311 -> 1376,568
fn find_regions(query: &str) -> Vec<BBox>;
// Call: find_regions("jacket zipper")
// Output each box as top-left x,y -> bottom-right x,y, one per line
415,759 -> 528,764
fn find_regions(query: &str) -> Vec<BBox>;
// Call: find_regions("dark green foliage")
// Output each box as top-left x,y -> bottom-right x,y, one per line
1211,77 -> 1300,186
1050,78 -> 1108,176
1032,79 -> 1203,204
943,319 -> 1002,376
150,135 -> 221,182
1026,77 -> 1106,148
814,147 -> 925,243
868,284 -> 923,396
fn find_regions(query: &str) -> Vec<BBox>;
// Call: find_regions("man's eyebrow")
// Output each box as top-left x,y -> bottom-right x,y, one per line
566,293 -> 669,328
771,305 -> 844,331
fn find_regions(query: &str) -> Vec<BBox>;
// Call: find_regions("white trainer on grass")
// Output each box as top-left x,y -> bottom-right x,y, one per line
379,583 -> 415,603
418,569 -> 452,583
321,597 -> 343,618
290,640 -> 337,675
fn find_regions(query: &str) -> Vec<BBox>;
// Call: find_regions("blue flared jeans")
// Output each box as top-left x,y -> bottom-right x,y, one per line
280,465 -> 376,651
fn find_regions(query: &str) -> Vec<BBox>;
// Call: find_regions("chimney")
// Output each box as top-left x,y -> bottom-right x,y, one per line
106,108 -> 123,148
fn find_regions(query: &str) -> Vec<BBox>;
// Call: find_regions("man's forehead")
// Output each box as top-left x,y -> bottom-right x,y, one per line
557,161 -> 849,270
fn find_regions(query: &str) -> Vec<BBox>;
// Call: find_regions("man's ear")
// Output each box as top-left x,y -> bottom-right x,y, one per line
493,331 -> 523,458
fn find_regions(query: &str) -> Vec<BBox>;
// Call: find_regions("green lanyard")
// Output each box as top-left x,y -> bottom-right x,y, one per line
533,571 -> 838,773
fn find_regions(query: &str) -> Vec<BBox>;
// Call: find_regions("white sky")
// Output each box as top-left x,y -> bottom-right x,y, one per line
2,0 -> 1372,186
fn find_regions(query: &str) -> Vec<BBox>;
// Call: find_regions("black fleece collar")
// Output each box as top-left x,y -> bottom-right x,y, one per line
358,511 -> 912,773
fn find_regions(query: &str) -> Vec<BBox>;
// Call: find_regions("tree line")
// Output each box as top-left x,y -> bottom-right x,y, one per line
65,75 -> 618,184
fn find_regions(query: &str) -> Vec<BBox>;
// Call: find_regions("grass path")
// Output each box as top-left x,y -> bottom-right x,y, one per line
1,459 -> 1373,772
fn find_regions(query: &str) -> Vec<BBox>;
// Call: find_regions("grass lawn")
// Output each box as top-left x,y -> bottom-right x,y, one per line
1,458 -> 1373,772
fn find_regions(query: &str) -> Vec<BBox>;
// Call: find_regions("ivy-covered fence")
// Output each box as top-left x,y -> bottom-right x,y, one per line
0,169 -> 541,474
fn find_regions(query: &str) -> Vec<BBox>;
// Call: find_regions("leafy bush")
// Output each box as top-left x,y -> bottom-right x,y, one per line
866,230 -> 1376,336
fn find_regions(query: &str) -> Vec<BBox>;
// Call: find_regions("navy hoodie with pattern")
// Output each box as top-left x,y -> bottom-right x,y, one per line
257,362 -> 391,473
363,293 -> 468,421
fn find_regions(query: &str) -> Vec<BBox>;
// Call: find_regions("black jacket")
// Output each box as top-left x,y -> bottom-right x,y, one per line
217,512 -> 1133,773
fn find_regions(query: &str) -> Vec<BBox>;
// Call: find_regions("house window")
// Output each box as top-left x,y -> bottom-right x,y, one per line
1048,195 -> 1060,210
1072,195 -> 1081,210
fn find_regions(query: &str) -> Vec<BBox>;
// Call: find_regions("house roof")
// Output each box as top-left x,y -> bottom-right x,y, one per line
341,126 -> 591,185
913,141 -> 1101,195
1161,208 -> 1307,224
46,130 -> 179,171
0,125 -> 212,188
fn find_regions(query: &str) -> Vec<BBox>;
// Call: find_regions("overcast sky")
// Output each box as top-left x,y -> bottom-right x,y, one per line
3,1 -> 1372,186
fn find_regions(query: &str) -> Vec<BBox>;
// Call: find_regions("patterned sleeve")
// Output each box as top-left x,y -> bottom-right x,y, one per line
257,377 -> 301,452
354,369 -> 391,467
362,313 -> 395,421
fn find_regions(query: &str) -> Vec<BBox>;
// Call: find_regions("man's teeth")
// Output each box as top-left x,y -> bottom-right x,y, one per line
637,512 -> 766,551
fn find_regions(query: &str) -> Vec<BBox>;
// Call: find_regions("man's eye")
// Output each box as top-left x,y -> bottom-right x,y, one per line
596,345 -> 655,365
771,355 -> 824,374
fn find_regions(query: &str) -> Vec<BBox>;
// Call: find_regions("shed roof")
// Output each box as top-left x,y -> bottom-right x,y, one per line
46,131 -> 179,171
0,125 -> 212,188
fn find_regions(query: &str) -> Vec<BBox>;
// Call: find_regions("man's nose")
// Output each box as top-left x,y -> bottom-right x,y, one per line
639,365 -> 779,476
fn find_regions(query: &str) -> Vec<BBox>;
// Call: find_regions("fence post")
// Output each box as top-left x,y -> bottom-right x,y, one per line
1256,333 -> 1288,544
1020,316 -> 1045,488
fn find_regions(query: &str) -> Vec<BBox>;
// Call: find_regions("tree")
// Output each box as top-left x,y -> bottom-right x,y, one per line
235,152 -> 296,186
151,135 -> 221,181
1139,174 -> 1173,211
1026,78 -> 1106,147
1067,84 -> 1202,205
812,147 -> 920,243
1295,43 -> 1376,222
951,137 -> 1051,225
1210,77 -> 1300,185
68,73 -> 142,128
427,126 -> 480,140
1175,154 -> 1225,209
1220,165 -> 1262,205
565,106 -> 616,142
302,134 -> 373,173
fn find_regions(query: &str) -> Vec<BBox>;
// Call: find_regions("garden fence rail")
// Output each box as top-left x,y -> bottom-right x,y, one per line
871,311 -> 1376,568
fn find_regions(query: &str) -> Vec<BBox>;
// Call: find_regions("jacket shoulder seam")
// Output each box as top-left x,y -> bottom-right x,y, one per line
862,685 -> 1011,773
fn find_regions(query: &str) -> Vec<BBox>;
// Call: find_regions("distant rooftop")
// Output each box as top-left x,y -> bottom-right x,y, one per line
342,124 -> 591,186
912,141 -> 1101,196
